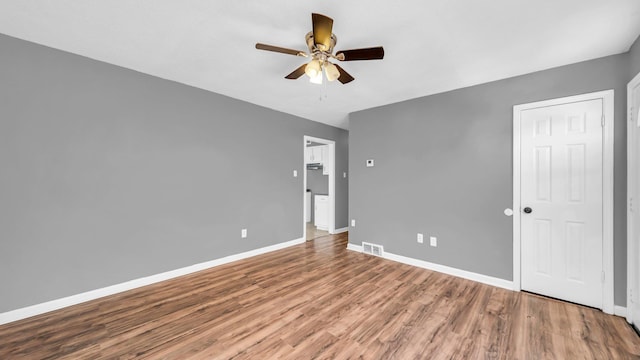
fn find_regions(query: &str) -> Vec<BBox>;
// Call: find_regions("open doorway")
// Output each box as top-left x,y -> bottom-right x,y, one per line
303,136 -> 335,241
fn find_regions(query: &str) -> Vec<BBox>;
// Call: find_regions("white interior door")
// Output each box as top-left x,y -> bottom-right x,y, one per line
628,75 -> 640,325
520,99 -> 604,309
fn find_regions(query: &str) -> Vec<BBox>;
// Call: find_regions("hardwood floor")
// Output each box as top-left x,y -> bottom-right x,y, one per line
306,222 -> 329,240
1,233 -> 639,359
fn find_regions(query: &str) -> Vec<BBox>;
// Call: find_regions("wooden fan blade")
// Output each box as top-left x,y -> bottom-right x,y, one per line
334,64 -> 355,84
312,13 -> 333,50
336,47 -> 384,61
285,64 -> 307,79
256,43 -> 305,56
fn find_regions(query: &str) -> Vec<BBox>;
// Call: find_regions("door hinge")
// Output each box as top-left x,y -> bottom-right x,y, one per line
601,115 -> 605,127
601,271 -> 605,283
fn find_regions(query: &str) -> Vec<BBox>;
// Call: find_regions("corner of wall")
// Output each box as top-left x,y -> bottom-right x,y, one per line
630,33 -> 640,78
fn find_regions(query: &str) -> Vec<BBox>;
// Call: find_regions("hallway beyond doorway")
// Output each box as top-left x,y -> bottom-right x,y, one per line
306,222 -> 329,241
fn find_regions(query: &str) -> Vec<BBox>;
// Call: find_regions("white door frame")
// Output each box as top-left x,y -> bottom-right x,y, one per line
303,136 -> 336,240
627,72 -> 640,323
512,90 -> 615,314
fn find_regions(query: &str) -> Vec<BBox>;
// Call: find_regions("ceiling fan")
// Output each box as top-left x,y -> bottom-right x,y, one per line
255,13 -> 384,85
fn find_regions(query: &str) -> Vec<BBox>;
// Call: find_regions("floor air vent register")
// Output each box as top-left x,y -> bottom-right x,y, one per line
362,242 -> 384,257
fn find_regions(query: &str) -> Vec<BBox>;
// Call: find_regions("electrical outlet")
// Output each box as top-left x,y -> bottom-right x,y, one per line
351,219 -> 356,227
417,233 -> 424,244
430,236 -> 437,247
293,170 -> 298,177
343,172 -> 347,178
241,229 -> 247,238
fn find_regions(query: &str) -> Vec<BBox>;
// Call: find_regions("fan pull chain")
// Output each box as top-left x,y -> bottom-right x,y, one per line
319,75 -> 328,101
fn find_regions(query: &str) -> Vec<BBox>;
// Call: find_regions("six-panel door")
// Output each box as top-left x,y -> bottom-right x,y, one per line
520,99 -> 604,308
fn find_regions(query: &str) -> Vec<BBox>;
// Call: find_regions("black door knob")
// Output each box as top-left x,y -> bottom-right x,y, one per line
523,207 -> 532,214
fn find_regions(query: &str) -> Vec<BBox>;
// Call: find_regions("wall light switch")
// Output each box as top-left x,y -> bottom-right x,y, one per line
417,233 -> 424,244
241,229 -> 247,238
351,219 -> 356,227
366,159 -> 374,167
293,170 -> 298,177
430,236 -> 437,247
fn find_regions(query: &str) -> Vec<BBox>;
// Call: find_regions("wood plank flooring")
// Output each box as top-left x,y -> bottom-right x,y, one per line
306,222 -> 329,241
1,233 -> 639,359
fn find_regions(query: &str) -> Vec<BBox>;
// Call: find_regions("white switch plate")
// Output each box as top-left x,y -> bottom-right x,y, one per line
366,159 -> 374,167
293,170 -> 297,177
351,219 -> 356,227
241,229 -> 247,238
430,236 -> 437,247
343,172 -> 347,178
417,233 -> 424,244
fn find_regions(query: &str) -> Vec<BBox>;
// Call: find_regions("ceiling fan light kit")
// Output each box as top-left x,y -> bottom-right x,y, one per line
256,13 -> 384,85
305,59 -> 321,78
324,62 -> 340,82
309,70 -> 323,84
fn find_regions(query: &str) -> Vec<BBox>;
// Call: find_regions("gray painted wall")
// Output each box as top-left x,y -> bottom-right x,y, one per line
306,168 -> 329,221
349,53 -> 630,306
0,34 -> 348,313
631,34 -> 640,78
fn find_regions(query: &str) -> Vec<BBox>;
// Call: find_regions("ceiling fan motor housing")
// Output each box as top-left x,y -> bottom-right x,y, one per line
305,32 -> 337,56
255,13 -> 384,84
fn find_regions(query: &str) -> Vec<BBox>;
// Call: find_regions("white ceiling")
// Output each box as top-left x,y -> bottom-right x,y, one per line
1,1 -> 639,129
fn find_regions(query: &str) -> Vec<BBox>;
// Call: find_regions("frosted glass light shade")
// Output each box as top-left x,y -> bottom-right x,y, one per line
324,63 -> 340,82
309,71 -> 323,84
305,59 -> 321,78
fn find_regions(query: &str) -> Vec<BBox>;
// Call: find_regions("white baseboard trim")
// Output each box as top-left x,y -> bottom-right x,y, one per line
0,237 -> 305,326
332,227 -> 349,234
614,305 -> 627,318
346,243 -> 362,252
346,243 -> 512,290
384,252 -> 514,290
